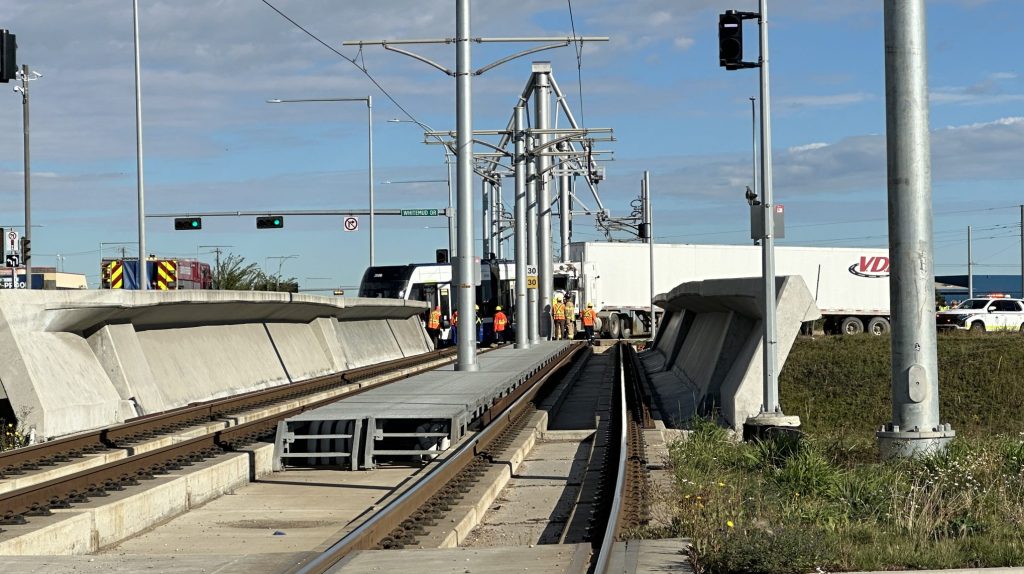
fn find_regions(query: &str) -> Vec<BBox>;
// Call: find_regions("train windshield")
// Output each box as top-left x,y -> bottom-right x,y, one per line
358,266 -> 415,298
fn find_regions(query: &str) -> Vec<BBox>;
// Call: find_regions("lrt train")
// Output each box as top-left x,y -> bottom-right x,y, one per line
358,259 -> 512,345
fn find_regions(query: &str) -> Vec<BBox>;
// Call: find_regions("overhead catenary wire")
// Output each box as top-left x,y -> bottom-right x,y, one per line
566,0 -> 585,128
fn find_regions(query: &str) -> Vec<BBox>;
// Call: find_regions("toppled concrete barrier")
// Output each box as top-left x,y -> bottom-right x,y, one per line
641,276 -> 820,430
0,290 -> 429,440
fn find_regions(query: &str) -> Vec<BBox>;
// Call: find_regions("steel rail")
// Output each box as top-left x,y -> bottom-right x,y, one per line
0,348 -> 456,479
294,342 -> 584,574
594,343 -> 629,573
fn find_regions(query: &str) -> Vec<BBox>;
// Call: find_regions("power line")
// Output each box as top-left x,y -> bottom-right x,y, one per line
260,0 -> 425,128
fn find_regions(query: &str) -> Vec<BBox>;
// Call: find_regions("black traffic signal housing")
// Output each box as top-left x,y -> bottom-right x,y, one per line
718,11 -> 759,70
436,248 -> 449,264
19,236 -> 30,264
0,30 -> 16,83
174,217 -> 202,230
256,215 -> 284,229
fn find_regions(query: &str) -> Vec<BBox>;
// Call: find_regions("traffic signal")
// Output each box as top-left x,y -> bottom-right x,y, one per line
19,236 -> 29,264
718,11 -> 744,69
436,248 -> 449,264
174,217 -> 202,230
0,30 -> 16,83
256,216 -> 284,229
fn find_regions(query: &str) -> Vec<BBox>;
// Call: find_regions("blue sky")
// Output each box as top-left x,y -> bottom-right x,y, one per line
0,0 -> 1021,289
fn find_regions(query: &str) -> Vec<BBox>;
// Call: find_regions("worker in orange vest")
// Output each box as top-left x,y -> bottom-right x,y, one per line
451,309 -> 459,345
493,305 -> 508,344
581,303 -> 596,344
552,296 -> 566,341
427,306 -> 442,349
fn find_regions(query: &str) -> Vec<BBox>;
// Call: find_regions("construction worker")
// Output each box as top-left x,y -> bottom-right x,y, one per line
475,304 -> 484,345
451,309 -> 459,345
581,303 -> 596,344
427,305 -> 442,349
552,296 -> 566,341
564,298 -> 576,340
493,305 -> 508,344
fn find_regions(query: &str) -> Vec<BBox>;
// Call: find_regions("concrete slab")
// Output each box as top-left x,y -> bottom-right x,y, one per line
605,538 -> 692,574
0,553 -> 311,574
265,322 -> 334,382
330,544 -> 589,574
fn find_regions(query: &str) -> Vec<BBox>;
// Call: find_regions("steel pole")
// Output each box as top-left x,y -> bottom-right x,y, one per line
447,154 -> 456,257
526,131 -> 540,345
758,0 -> 779,415
877,0 -> 953,458
750,96 -> 758,204
559,145 -> 570,263
454,0 -> 477,371
533,65 -> 553,339
495,183 -> 504,260
967,225 -> 973,299
132,0 -> 148,290
481,179 -> 491,257
20,65 -> 31,289
645,171 -> 656,340
514,106 -> 530,349
367,96 -> 375,267
1020,205 -> 1023,298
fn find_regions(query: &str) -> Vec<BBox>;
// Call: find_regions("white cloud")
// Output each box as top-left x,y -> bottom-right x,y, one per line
673,37 -> 696,50
788,143 -> 829,153
776,92 -> 875,108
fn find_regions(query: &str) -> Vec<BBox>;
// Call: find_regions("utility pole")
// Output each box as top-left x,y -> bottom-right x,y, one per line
534,63 -> 554,339
514,106 -> 530,349
644,171 -> 656,339
967,225 -> 973,299
876,0 -> 954,458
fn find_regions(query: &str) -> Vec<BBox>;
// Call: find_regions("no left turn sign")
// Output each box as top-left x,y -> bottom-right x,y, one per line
343,216 -> 360,232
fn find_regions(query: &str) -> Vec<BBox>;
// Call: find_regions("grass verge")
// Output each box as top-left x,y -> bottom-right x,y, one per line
652,333 -> 1024,573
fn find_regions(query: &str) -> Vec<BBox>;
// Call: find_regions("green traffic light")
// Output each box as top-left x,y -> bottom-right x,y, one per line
274,219 -> 281,226
191,220 -> 199,228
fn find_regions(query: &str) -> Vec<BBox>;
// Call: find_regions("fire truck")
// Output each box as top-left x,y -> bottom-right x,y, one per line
100,257 -> 213,290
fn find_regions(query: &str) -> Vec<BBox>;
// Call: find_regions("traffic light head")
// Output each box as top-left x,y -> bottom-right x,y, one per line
19,236 -> 29,263
435,248 -> 449,264
718,11 -> 744,69
256,216 -> 284,229
0,30 -> 16,84
174,217 -> 202,230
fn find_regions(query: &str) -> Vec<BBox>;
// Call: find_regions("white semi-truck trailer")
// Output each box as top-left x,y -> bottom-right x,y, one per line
567,242 -> 892,337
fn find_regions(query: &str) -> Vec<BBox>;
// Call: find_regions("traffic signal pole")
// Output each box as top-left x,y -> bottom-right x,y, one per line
19,64 -> 31,289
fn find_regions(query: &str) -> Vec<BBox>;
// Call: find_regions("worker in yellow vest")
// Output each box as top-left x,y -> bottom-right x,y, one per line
427,306 -> 442,349
564,298 -> 576,340
493,305 -> 508,344
552,296 -> 566,340
581,303 -> 596,344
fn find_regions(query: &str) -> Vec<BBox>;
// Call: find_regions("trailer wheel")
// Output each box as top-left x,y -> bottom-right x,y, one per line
840,316 -> 865,335
618,314 -> 632,339
607,314 -> 621,339
867,317 -> 890,336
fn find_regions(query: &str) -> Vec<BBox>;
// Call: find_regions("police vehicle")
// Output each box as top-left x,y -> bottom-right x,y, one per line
935,295 -> 1024,333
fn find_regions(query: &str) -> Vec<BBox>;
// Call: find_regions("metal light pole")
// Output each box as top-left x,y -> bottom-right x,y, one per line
526,131 -> 540,345
558,143 -> 571,263
16,65 -> 35,289
514,106 -> 530,349
132,0 -> 148,290
266,255 -> 298,291
387,118 -> 456,257
267,97 -> 375,267
877,0 -> 954,458
454,0 -> 478,371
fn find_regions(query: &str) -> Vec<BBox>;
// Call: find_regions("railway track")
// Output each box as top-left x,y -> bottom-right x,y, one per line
0,347 -> 460,529
293,341 -> 653,574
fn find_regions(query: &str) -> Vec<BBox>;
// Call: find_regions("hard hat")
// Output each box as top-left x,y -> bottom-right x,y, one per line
495,305 -> 502,311
475,304 -> 479,310
555,296 -> 561,301
587,303 -> 593,308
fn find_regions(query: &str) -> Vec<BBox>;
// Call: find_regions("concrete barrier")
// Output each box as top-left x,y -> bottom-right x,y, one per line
0,290 -> 429,439
640,276 -> 820,430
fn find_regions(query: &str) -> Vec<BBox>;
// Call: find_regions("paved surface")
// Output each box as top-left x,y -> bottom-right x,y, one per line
103,464 -> 428,558
0,553 -> 310,574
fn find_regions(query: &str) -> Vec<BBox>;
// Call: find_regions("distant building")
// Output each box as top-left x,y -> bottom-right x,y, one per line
935,275 -> 1023,302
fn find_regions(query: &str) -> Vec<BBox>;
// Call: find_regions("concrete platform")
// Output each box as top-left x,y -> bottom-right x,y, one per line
0,553 -> 311,574
0,290 -> 429,440
275,342 -> 571,470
